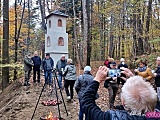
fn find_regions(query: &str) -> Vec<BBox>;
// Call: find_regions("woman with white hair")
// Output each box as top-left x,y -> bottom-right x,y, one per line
81,66 -> 157,120
63,58 -> 77,101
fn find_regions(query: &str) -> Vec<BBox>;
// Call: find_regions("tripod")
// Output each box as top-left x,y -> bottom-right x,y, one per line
31,69 -> 68,120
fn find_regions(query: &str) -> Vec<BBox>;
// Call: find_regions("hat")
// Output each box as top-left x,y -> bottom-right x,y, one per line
46,53 -> 50,56
120,58 -> 125,62
84,66 -> 91,72
61,54 -> 65,58
26,52 -> 31,56
157,57 -> 160,61
110,62 -> 116,66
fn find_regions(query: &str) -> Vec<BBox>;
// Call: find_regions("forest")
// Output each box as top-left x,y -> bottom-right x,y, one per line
0,0 -> 160,90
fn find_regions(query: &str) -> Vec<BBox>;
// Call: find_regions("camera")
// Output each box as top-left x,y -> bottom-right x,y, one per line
108,69 -> 121,77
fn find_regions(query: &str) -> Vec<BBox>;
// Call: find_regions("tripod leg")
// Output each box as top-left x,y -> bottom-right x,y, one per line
31,72 -> 49,120
31,83 -> 45,120
55,75 -> 68,116
53,76 -> 62,119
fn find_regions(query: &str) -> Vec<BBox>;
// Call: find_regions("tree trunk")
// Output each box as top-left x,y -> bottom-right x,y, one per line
14,0 -> 18,80
39,0 -> 47,32
132,13 -> 137,56
86,0 -> 91,65
72,0 -> 78,63
137,8 -> 143,55
121,1 -> 126,58
82,0 -> 88,67
2,0 -> 9,90
26,0 -> 31,52
144,0 -> 152,54
98,1 -> 105,60
109,13 -> 114,58
14,0 -> 26,80
0,0 -> 2,87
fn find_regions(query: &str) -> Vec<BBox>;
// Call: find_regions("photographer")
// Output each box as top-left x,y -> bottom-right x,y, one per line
104,62 -> 120,109
81,66 -> 158,120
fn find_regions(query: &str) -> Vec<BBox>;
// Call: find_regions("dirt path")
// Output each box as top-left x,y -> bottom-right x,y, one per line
0,75 -> 121,120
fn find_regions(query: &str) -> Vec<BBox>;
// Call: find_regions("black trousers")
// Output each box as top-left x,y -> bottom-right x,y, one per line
107,83 -> 118,109
64,80 -> 76,99
33,66 -> 40,83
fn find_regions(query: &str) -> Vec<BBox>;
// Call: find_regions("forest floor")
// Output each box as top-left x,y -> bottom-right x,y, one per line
0,62 -> 121,120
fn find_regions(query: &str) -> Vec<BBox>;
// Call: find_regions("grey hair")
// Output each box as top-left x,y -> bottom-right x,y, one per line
121,76 -> 157,115
67,58 -> 72,64
61,54 -> 65,58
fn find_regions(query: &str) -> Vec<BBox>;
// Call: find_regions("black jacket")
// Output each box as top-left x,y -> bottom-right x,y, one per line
81,81 -> 159,120
118,63 -> 128,69
155,66 -> 160,87
31,56 -> 41,68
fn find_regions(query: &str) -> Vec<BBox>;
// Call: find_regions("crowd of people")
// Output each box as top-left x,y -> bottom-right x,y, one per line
23,52 -> 160,119
23,51 -> 76,101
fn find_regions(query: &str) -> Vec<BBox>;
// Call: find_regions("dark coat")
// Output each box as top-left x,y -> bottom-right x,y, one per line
75,71 -> 94,99
81,81 -> 159,120
118,63 -> 128,69
155,66 -> 160,87
31,56 -> 41,68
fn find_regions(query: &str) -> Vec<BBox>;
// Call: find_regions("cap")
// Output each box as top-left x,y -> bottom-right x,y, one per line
46,53 -> 50,56
26,52 -> 31,56
120,58 -> 125,62
84,66 -> 91,72
61,54 -> 65,58
157,57 -> 160,61
110,62 -> 116,66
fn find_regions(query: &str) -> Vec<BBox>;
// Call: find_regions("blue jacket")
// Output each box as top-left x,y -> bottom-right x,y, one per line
81,81 -> 159,120
56,59 -> 67,73
42,57 -> 54,72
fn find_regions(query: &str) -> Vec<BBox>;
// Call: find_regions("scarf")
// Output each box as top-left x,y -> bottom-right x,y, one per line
138,66 -> 147,72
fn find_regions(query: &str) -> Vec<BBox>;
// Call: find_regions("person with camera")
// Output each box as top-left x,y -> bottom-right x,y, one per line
42,53 -> 54,89
104,61 -> 120,109
81,66 -> 158,120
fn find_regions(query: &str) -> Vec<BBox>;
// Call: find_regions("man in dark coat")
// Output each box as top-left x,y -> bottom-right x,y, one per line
23,52 -> 34,86
81,66 -> 158,120
31,51 -> 41,83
